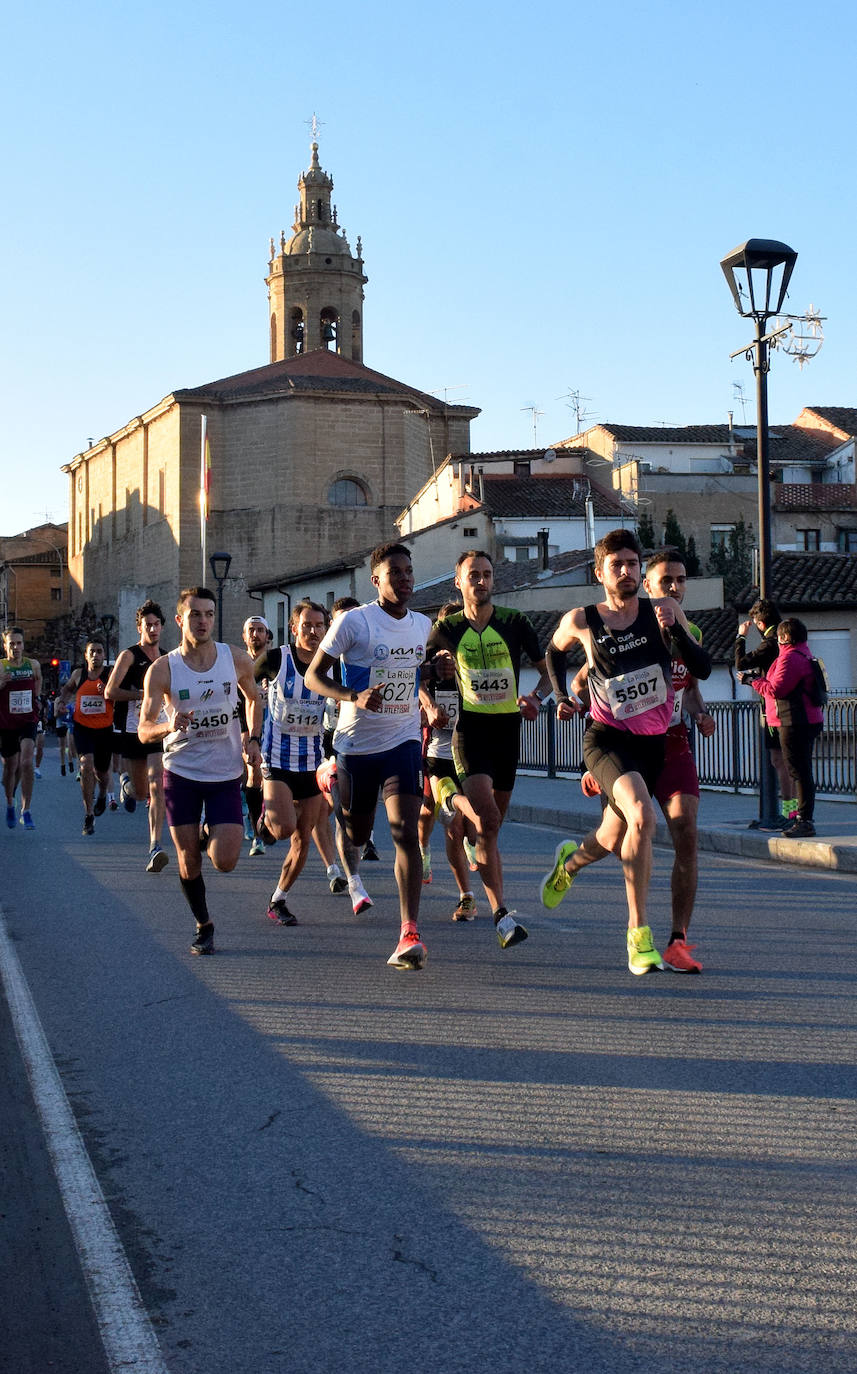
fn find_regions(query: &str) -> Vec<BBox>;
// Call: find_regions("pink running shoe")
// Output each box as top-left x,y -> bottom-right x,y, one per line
386,929 -> 427,970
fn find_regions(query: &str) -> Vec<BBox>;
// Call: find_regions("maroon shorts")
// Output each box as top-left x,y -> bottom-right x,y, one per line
163,771 -> 243,829
654,732 -> 699,804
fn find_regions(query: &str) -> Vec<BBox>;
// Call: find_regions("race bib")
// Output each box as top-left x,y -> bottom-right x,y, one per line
605,664 -> 668,722
434,689 -> 459,730
670,685 -> 685,726
188,702 -> 235,741
9,689 -> 32,714
126,699 -> 168,734
371,663 -> 417,715
80,693 -> 105,716
278,699 -> 324,737
462,670 -> 516,709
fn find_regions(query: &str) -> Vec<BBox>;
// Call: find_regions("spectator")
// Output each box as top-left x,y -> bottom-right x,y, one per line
751,617 -> 823,838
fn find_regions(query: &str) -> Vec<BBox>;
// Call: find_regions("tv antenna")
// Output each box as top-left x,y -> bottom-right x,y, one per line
556,388 -> 594,434
429,383 -> 469,404
732,381 -> 748,422
521,404 -> 544,446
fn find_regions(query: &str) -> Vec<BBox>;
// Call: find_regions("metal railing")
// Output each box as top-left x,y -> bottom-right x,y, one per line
520,699 -> 857,796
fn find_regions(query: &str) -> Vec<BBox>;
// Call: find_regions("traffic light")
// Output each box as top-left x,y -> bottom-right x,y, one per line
51,657 -> 60,668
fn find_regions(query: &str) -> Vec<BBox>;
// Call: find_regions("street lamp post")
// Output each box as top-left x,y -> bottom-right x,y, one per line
720,238 -> 797,828
209,552 -> 232,640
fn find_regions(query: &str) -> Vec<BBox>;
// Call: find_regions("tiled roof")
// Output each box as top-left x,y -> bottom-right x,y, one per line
409,550 -> 593,614
689,608 -> 740,665
804,407 -> 857,436
556,421 -> 843,467
482,475 -> 625,519
734,553 -> 857,609
175,348 -> 477,410
774,483 -> 857,511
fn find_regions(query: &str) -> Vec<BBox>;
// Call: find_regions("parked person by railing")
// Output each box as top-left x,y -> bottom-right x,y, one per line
735,598 -> 795,824
750,617 -> 823,839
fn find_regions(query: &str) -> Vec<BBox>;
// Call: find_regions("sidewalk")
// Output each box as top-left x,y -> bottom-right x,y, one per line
509,773 -> 857,873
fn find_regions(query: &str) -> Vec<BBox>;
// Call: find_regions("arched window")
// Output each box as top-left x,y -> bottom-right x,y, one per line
328,478 -> 367,507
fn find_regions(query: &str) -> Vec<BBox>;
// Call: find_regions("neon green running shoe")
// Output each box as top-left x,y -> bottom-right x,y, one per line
627,925 -> 664,975
539,840 -> 579,909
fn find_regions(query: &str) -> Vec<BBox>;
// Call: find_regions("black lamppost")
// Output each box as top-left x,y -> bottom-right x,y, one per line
720,238 -> 797,599
720,238 -> 797,828
209,551 -> 232,640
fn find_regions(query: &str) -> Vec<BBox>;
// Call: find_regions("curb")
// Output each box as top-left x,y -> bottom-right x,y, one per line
508,802 -> 857,875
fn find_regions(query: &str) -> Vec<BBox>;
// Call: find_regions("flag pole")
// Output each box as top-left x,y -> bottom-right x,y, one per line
200,415 -> 209,582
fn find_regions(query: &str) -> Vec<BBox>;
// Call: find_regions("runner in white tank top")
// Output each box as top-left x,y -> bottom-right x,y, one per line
139,588 -> 263,956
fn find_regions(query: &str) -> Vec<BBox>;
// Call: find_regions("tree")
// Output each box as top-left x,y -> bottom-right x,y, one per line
707,515 -> 754,602
637,511 -> 656,550
662,509 -> 688,560
685,535 -> 701,578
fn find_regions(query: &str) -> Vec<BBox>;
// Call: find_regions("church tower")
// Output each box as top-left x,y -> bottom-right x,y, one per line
266,141 -> 368,362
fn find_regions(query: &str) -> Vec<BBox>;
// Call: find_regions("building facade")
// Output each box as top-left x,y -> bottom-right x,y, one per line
62,142 -> 477,646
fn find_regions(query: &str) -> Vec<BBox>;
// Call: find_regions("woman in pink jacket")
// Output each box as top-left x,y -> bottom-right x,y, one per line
752,618 -> 823,838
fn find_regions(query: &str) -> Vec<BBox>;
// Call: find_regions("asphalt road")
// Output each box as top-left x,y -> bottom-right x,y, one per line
2,748 -> 856,1373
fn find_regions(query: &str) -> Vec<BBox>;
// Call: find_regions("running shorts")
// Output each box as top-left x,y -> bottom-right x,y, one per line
163,772 -> 243,829
452,712 -> 520,792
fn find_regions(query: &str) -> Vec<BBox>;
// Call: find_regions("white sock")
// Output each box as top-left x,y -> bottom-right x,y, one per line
271,886 -> 288,904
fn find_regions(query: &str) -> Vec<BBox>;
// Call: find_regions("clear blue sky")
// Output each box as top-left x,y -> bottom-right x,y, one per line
2,0 -> 854,535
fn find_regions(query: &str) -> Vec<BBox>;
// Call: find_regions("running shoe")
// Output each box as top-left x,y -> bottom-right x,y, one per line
348,875 -> 373,915
539,840 -> 579,910
627,925 -> 664,975
93,793 -> 107,817
190,921 -> 215,955
326,864 -> 348,894
362,837 -> 380,861
386,929 -> 427,970
146,846 -> 169,873
249,836 -> 266,857
453,894 -> 477,922
463,837 -> 478,872
19,811 -> 35,831
662,938 -> 702,974
421,850 -> 433,885
6,804 -> 16,829
782,818 -> 816,838
495,910 -> 528,949
120,774 -> 136,813
108,793 -> 118,812
82,814 -> 95,836
435,776 -> 460,828
267,898 -> 298,926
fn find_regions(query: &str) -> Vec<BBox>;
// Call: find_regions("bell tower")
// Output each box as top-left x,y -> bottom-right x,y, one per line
266,141 -> 368,362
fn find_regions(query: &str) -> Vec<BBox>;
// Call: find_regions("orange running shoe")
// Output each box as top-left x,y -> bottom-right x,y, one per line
662,938 -> 702,974
386,929 -> 427,970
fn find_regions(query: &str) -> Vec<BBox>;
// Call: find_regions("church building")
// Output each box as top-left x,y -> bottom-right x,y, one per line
62,141 -> 478,644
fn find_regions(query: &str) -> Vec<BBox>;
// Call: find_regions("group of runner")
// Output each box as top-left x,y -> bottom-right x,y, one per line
2,527 -> 713,974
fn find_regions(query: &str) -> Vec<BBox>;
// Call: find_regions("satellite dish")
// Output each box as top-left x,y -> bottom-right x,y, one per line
543,449 -> 556,464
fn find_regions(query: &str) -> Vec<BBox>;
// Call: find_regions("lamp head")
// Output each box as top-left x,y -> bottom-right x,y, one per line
720,238 -> 797,320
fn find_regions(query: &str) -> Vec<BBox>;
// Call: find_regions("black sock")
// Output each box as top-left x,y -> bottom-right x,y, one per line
180,874 -> 210,925
667,931 -> 686,946
492,906 -> 508,926
244,785 -> 263,831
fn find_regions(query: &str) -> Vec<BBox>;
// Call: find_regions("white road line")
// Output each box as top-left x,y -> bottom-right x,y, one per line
0,908 -> 169,1374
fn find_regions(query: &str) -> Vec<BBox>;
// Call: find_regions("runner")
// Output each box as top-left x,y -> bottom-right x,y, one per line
305,542 -> 430,970
138,587 -> 262,954
540,529 -> 711,974
105,600 -> 169,872
0,627 -> 42,831
540,546 -> 715,972
58,639 -> 115,835
253,599 -> 341,924
317,596 -> 372,915
53,694 -> 76,776
418,601 -> 479,920
239,615 -> 271,856
426,551 -> 551,949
